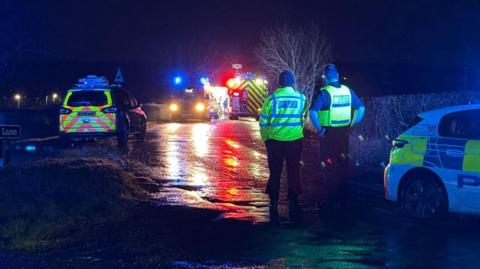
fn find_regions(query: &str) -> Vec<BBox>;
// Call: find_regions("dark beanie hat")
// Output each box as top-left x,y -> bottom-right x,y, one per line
278,70 -> 295,87
323,63 -> 338,76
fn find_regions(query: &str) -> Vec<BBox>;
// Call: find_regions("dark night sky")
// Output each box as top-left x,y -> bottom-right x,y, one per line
2,0 -> 480,99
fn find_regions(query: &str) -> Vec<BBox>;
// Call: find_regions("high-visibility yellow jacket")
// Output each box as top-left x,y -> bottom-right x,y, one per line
259,87 -> 307,141
318,85 -> 352,127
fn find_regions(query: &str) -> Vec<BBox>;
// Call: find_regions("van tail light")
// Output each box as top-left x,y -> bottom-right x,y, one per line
59,108 -> 72,114
102,107 -> 118,113
392,139 -> 409,149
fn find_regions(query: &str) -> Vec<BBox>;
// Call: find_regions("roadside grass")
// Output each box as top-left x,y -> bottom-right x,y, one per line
0,158 -> 156,250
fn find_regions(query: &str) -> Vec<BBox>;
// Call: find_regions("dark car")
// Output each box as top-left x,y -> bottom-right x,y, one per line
59,75 -> 147,147
168,88 -> 211,121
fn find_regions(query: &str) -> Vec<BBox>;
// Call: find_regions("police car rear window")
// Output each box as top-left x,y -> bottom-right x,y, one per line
67,91 -> 108,107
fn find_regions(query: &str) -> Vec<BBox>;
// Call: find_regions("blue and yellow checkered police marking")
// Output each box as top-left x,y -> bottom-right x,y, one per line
391,135 -> 480,173
464,140 -> 480,173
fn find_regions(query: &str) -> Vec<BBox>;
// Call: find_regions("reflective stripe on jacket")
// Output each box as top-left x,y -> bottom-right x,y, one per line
259,87 -> 306,141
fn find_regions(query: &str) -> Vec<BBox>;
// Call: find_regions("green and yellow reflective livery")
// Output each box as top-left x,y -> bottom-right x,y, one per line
59,75 -> 147,147
60,89 -> 117,133
385,104 -> 480,222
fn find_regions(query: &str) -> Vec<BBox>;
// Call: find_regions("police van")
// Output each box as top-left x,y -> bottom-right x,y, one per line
384,104 -> 480,222
59,75 -> 147,147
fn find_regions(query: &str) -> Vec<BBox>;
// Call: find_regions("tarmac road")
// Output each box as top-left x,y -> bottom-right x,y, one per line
3,119 -> 480,268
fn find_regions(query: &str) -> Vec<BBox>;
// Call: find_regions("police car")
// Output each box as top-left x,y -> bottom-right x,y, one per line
384,104 -> 480,222
59,75 -> 147,147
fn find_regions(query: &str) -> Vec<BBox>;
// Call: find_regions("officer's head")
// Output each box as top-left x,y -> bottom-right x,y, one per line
279,70 -> 295,88
322,63 -> 340,84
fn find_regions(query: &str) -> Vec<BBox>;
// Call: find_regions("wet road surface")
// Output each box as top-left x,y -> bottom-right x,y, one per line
147,120 -> 270,222
4,120 -> 480,268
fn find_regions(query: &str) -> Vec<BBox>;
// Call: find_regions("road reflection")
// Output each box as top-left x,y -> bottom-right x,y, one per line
154,121 -> 269,223
192,123 -> 211,157
165,141 -> 184,179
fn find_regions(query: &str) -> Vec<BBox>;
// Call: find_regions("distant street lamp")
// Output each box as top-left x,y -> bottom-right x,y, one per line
14,94 -> 21,109
45,92 -> 61,106
52,93 -> 60,104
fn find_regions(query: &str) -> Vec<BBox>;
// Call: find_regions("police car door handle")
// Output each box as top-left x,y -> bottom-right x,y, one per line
446,149 -> 464,158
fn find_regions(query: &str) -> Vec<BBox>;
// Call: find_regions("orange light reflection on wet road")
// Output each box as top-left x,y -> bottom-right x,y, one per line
224,156 -> 239,167
227,188 -> 239,195
225,139 -> 240,149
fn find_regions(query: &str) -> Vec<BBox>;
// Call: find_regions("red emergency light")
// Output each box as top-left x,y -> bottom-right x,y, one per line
227,78 -> 237,89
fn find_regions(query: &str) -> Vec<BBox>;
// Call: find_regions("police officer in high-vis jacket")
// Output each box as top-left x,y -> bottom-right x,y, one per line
309,64 -> 365,209
260,70 -> 307,223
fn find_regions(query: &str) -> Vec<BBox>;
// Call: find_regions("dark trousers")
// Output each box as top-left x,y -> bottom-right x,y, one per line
320,127 -> 351,204
265,139 -> 303,202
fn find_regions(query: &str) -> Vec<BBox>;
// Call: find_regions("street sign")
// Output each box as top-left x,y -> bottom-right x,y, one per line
0,125 -> 21,139
114,67 -> 124,85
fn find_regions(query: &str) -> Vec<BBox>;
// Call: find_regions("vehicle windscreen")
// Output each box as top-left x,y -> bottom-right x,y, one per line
67,91 -> 108,107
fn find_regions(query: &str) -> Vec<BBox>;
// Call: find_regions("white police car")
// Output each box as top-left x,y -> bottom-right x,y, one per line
384,104 -> 480,222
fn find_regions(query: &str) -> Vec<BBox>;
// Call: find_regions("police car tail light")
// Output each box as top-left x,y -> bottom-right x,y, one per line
59,108 -> 72,114
102,107 -> 118,113
392,139 -> 409,149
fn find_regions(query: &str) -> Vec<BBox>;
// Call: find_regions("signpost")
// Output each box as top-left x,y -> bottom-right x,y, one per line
0,125 -> 21,169
232,63 -> 243,76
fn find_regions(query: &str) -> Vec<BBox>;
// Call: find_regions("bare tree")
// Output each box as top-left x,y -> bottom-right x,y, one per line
256,23 -> 331,102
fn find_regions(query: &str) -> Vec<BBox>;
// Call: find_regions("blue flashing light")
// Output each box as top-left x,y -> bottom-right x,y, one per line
200,77 -> 209,84
25,145 -> 36,152
75,75 -> 110,89
174,76 -> 182,85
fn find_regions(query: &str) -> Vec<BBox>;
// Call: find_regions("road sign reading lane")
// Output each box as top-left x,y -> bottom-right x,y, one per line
0,125 -> 21,139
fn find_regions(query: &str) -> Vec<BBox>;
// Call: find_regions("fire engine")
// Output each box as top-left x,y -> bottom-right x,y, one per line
225,72 -> 268,120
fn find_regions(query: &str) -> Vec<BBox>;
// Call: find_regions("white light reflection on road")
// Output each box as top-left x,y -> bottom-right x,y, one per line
166,142 -> 183,179
192,123 -> 212,157
166,123 -> 181,133
191,165 -> 208,187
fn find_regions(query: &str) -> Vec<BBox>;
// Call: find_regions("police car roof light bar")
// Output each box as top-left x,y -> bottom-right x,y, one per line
74,75 -> 110,89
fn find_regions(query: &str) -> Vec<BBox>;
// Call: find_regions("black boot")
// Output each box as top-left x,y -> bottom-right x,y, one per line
269,199 -> 279,224
288,198 -> 302,224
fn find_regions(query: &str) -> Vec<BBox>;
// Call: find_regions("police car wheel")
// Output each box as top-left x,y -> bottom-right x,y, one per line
400,174 -> 447,223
